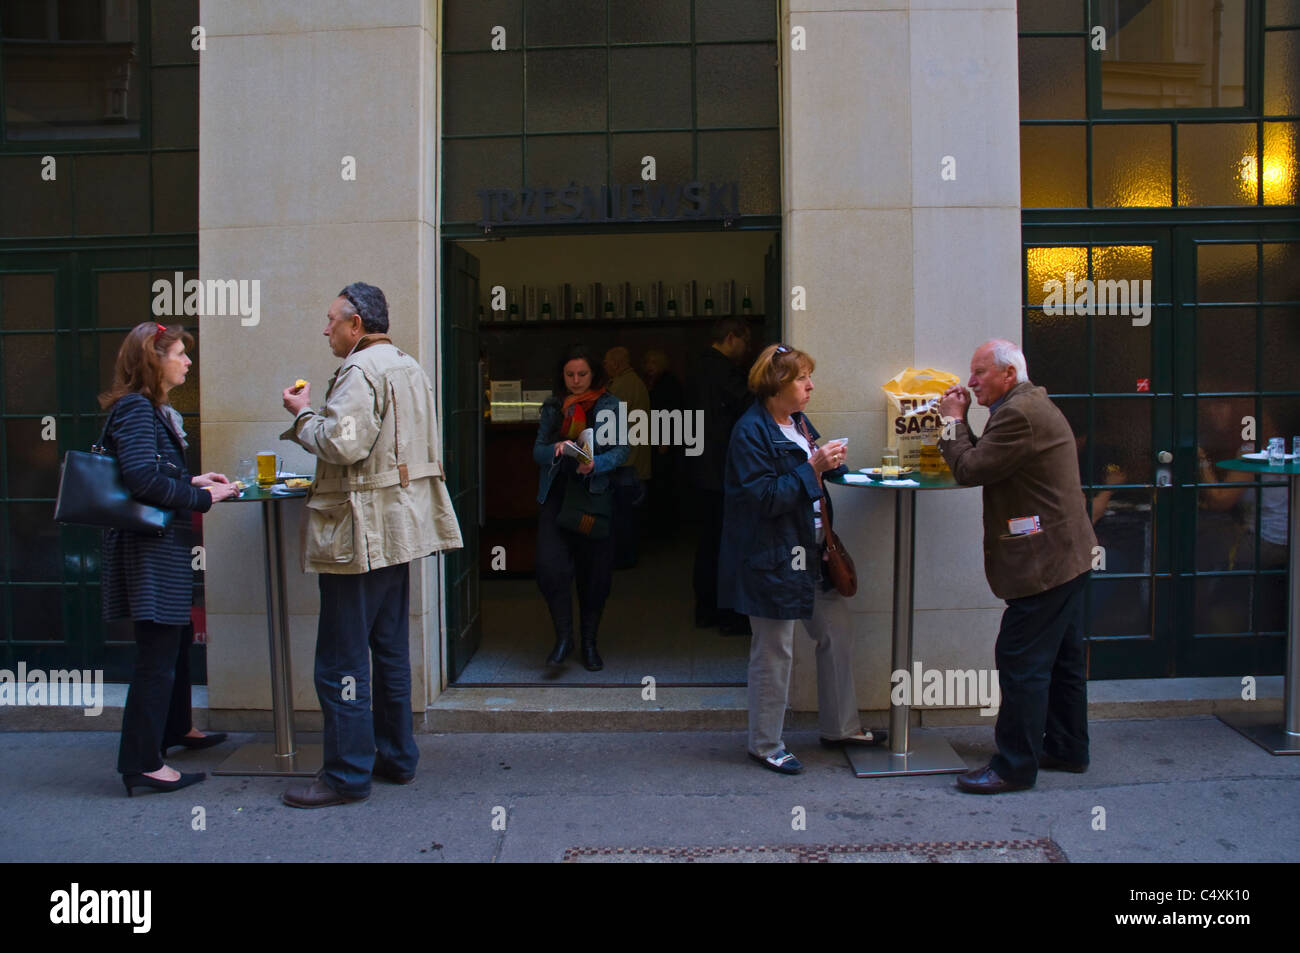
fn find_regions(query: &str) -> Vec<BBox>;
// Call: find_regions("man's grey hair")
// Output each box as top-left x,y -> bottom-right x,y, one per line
988,338 -> 1029,383
338,282 -> 389,334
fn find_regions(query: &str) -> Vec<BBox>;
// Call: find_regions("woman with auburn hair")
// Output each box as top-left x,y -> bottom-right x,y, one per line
99,322 -> 239,796
719,343 -> 887,774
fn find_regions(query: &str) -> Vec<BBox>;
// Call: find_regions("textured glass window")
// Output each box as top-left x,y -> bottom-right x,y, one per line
1092,245 -> 1154,393
1264,28 -> 1300,115
1,0 -> 142,140
4,333 -> 57,411
444,0 -> 521,51
74,153 -> 149,234
611,132 -> 691,184
1019,0 -> 1085,32
4,418 -> 56,500
150,65 -> 197,149
152,151 -> 197,233
444,53 -> 523,136
443,138 -> 523,222
696,44 -> 777,128
1019,37 -> 1086,120
1262,121 -> 1299,205
1262,242 -> 1300,301
1026,308 -> 1088,393
1268,0 -> 1300,26
1026,245 -> 1089,307
610,0 -> 689,43
698,130 -> 775,215
0,272 -> 55,329
95,269 -> 150,327
525,134 -> 605,188
1091,579 -> 1152,636
1196,307 -> 1256,393
695,0 -> 775,43
1091,124 -> 1171,207
1262,307 -> 1300,390
526,49 -> 606,131
1020,125 -> 1087,207
1197,243 -> 1257,302
1177,123 -> 1258,206
525,0 -> 605,47
611,46 -> 691,130
1094,397 -> 1153,483
1099,0 -> 1247,109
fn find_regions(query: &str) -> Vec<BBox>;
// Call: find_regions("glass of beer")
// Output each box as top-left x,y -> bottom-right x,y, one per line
256,452 -> 279,487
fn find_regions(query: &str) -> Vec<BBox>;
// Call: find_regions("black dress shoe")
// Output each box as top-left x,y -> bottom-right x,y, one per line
162,731 -> 228,757
545,636 -> 573,666
123,771 -> 206,797
373,762 -> 416,785
1039,752 -> 1088,773
580,640 -> 603,672
956,764 -> 1032,794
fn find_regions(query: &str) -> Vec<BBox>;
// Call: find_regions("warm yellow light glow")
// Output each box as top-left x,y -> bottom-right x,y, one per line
1026,246 -> 1088,305
1237,154 -> 1287,190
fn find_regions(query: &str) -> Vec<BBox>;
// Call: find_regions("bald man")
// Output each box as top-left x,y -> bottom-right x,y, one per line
937,339 -> 1097,794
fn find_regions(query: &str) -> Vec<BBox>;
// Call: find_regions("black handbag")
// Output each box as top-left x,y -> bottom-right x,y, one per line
53,404 -> 174,536
556,473 -> 613,539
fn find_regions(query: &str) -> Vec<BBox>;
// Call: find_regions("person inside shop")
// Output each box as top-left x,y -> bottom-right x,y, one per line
534,345 -> 630,672
719,344 -> 887,775
687,317 -> 753,635
641,348 -> 685,535
603,346 -> 651,569
100,322 -> 239,797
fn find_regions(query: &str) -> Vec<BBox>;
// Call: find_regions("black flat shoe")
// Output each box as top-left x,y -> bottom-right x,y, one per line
545,636 -> 573,666
123,771 -> 206,797
580,641 -> 603,672
1039,752 -> 1088,773
162,731 -> 228,757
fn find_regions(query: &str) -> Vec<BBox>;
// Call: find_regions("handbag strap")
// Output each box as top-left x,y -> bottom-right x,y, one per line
794,415 -> 835,535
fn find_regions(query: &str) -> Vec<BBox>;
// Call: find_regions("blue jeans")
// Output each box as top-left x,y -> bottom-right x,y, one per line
316,563 -> 417,797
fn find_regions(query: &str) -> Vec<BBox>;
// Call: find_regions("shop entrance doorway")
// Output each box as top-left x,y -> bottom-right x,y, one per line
441,230 -> 780,685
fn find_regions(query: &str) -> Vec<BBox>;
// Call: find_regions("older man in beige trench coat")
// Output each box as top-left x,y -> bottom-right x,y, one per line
278,282 -> 462,808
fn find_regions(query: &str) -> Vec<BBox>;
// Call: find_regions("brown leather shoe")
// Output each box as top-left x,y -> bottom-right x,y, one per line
956,764 -> 1032,794
1039,752 -> 1088,773
281,777 -> 368,809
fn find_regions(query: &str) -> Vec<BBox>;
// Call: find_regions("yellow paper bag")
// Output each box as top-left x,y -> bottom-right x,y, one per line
882,367 -> 962,466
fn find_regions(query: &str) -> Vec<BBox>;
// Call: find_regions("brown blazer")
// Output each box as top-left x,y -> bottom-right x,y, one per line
938,381 -> 1097,601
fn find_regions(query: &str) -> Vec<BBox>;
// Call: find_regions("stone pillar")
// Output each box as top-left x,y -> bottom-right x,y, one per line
782,0 -> 1022,712
198,0 -> 444,719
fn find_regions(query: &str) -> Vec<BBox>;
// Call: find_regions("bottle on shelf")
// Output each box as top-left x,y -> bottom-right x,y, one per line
634,287 -> 645,319
540,291 -> 552,321
574,290 -> 585,320
604,289 -> 616,320
703,286 -> 714,317
665,287 -> 678,318
742,285 -> 753,316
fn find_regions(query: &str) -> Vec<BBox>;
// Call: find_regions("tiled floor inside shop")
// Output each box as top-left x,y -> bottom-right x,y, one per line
457,528 -> 750,686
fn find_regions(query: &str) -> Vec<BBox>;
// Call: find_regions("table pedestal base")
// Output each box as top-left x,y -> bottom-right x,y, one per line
842,731 -> 968,778
1216,711 -> 1300,756
213,742 -> 323,777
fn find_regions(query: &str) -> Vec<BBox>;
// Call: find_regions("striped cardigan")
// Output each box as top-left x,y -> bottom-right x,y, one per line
100,393 -> 211,625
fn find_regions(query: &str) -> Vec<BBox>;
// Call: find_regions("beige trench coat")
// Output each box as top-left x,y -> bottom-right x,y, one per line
281,334 -> 463,574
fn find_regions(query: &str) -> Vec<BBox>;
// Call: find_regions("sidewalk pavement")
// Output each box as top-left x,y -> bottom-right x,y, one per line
2,715 -> 1297,863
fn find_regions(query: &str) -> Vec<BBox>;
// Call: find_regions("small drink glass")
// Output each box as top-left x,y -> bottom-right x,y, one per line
1267,437 -> 1285,466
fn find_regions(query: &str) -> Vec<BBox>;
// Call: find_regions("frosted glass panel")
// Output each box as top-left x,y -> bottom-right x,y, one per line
1177,123 -> 1258,206
444,53 -> 523,136
1092,125 -> 1171,207
1020,125 -> 1087,208
1019,37 -> 1086,120
696,44 -> 777,128
527,50 -> 607,131
611,47 -> 691,129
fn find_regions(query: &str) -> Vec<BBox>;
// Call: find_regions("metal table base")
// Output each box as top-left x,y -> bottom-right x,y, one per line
844,486 -> 966,778
1216,710 -> 1300,756
213,493 -> 320,777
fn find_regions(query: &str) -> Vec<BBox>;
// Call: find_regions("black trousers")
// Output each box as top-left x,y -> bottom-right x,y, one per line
991,570 -> 1090,785
536,474 -> 615,644
117,621 -> 192,775
692,488 -> 724,618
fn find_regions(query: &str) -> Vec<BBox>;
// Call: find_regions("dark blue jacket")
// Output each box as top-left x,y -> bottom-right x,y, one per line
532,391 -> 629,504
100,393 -> 211,625
717,402 -> 844,620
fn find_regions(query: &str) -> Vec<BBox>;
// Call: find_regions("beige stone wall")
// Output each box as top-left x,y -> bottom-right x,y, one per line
781,0 -> 1022,711
198,0 -> 445,713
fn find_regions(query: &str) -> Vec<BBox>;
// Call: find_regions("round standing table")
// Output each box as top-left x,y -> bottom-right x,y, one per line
825,469 -> 971,777
1212,458 -> 1300,755
212,482 -> 322,777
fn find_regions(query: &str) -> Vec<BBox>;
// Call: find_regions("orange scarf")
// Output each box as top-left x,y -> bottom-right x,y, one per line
559,387 -> 606,441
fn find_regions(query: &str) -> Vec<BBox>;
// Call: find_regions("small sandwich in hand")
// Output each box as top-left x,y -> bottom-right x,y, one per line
293,379 -> 308,391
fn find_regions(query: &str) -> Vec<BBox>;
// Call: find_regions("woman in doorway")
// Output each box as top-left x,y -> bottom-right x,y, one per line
100,322 -> 240,796
719,344 -> 886,774
532,345 -> 629,671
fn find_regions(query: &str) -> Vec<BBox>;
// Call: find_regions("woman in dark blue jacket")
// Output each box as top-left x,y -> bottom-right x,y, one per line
100,322 -> 240,796
533,345 -> 629,671
719,344 -> 886,774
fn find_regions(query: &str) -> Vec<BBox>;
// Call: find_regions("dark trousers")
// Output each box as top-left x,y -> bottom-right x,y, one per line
536,475 -> 615,644
612,467 -> 643,569
991,571 -> 1090,785
118,621 -> 191,775
694,488 -> 741,624
316,563 -> 417,798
